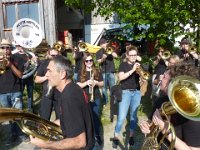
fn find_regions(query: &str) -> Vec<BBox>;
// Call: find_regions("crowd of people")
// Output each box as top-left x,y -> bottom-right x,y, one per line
0,37 -> 199,150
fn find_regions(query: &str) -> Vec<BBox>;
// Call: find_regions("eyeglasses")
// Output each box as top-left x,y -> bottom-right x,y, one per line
85,59 -> 93,63
1,46 -> 10,49
128,54 -> 137,57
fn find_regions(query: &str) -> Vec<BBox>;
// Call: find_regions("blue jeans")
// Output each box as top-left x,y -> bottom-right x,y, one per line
0,92 -> 23,135
102,73 -> 115,104
0,92 -> 23,109
115,90 -> 141,135
74,73 -> 78,83
90,98 -> 101,136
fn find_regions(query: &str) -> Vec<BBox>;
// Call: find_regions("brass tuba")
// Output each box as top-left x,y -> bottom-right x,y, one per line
141,75 -> 200,150
0,108 -> 63,141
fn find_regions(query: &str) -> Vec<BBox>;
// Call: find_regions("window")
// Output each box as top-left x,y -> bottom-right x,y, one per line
3,1 -> 39,29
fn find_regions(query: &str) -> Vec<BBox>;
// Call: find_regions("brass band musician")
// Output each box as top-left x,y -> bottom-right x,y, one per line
77,52 -> 104,146
139,62 -> 200,150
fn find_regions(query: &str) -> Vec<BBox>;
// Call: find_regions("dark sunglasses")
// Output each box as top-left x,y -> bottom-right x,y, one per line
85,59 -> 93,63
1,46 -> 10,49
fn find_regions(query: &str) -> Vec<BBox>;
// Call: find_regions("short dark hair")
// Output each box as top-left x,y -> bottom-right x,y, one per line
99,38 -> 107,45
51,56 -> 74,79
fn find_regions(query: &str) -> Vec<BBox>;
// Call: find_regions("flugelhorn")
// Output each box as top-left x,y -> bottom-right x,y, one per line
141,75 -> 200,150
0,108 -> 63,141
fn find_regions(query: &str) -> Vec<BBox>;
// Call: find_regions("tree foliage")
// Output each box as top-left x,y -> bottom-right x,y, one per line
64,0 -> 200,47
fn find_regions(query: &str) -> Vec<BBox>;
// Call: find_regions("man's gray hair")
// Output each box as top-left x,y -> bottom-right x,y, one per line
51,56 -> 74,79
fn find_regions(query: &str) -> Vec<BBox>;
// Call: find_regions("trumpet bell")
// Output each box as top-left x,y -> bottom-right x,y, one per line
161,50 -> 171,60
105,46 -> 114,55
168,75 -> 200,121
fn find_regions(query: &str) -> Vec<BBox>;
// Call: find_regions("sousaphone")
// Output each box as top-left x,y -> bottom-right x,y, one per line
12,18 -> 43,79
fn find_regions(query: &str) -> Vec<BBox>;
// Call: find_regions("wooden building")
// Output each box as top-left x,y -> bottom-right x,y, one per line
0,0 -> 85,47
0,0 -> 117,47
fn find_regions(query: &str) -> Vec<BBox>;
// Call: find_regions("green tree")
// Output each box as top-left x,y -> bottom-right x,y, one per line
65,0 -> 200,49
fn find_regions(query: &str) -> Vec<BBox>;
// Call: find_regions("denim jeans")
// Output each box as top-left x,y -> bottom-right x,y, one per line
90,98 -> 101,136
21,77 -> 34,111
74,73 -> 78,83
0,92 -> 22,109
0,92 -> 23,135
115,90 -> 141,135
102,73 -> 115,104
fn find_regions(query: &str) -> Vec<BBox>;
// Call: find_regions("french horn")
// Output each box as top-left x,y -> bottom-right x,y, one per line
141,75 -> 200,150
0,108 -> 63,141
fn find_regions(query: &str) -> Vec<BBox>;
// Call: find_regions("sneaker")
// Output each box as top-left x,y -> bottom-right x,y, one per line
95,135 -> 102,146
129,137 -> 134,147
112,138 -> 119,149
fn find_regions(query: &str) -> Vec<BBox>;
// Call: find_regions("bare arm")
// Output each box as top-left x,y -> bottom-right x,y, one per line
30,132 -> 86,150
9,63 -> 23,78
34,75 -> 48,84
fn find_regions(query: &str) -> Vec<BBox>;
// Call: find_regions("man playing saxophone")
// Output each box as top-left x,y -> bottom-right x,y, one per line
139,62 -> 200,150
77,52 -> 104,146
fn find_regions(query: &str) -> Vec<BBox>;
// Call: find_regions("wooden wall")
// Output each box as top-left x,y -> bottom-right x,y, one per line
0,0 -> 56,47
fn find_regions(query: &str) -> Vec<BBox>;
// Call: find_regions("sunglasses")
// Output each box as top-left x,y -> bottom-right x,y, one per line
1,46 -> 10,49
85,59 -> 93,63
51,54 -> 58,57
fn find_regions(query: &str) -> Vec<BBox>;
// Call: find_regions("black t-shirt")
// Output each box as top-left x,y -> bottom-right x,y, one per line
154,59 -> 167,77
60,82 -> 95,150
35,59 -> 50,94
96,48 -> 115,73
152,96 -> 200,148
74,52 -> 84,73
0,53 -> 24,94
77,70 -> 103,100
118,61 -> 140,90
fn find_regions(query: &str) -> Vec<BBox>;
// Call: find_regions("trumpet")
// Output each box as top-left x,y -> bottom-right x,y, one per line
136,66 -> 150,80
161,50 -> 171,60
53,42 -> 62,52
0,48 -> 9,74
189,46 -> 197,53
105,46 -> 114,55
78,42 -> 88,52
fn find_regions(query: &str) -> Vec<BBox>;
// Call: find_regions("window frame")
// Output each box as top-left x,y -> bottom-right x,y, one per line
2,0 -> 39,31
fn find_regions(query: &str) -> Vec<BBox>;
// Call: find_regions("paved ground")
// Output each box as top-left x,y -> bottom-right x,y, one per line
0,97 -> 150,150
